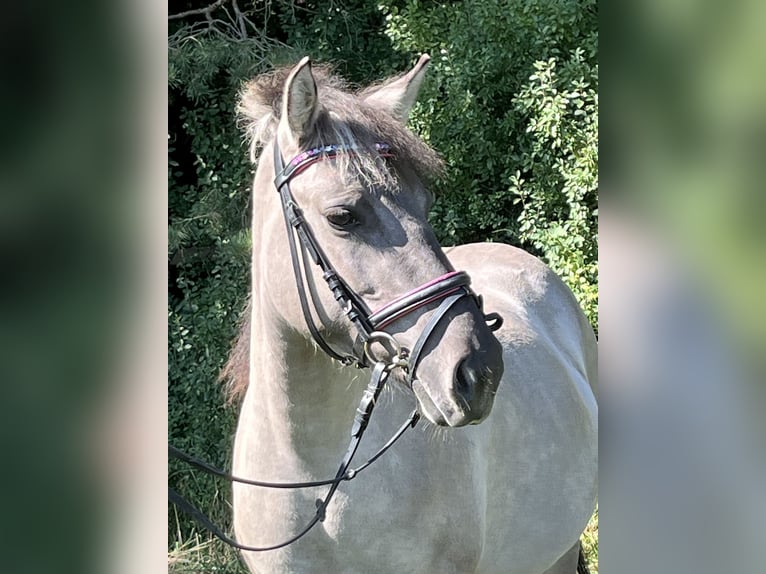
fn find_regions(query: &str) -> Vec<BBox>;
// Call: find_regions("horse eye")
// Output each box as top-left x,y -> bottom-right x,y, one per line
326,209 -> 356,229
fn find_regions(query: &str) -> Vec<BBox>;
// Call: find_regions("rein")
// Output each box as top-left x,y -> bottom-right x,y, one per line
170,362 -> 419,552
169,140 -> 502,552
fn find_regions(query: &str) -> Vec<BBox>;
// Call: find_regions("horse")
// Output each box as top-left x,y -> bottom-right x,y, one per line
222,55 -> 597,574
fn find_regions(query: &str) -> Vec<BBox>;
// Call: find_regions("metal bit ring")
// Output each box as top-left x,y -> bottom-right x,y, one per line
363,331 -> 407,368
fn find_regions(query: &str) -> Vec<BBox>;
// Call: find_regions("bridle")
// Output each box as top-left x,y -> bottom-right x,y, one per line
168,139 -> 502,552
273,140 -> 501,376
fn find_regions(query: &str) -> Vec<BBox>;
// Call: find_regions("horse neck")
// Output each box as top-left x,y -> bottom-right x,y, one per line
242,155 -> 364,473
243,288 -> 363,474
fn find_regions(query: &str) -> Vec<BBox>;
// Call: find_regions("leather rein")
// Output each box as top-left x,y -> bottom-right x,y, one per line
169,140 -> 502,552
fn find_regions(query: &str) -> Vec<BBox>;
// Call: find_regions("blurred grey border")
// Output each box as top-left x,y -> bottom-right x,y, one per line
0,0 -> 166,573
601,0 -> 766,572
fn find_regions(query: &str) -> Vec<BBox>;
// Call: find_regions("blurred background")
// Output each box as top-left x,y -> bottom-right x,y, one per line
0,0 -> 764,573
600,0 -> 766,572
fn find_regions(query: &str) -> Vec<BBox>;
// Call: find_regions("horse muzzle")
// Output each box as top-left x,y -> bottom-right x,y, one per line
410,315 -> 504,427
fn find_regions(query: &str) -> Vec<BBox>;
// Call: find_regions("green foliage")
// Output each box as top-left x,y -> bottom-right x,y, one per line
168,21 -> 272,543
512,51 -> 598,326
272,0 -> 409,80
379,0 -> 598,325
168,0 -> 598,548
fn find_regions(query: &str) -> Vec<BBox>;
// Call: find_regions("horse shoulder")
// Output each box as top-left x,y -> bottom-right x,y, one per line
447,242 -> 598,571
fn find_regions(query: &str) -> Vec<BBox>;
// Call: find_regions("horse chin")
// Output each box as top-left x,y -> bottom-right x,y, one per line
411,379 -> 486,428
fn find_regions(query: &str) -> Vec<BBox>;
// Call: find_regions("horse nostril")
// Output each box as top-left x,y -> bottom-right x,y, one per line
455,359 -> 479,402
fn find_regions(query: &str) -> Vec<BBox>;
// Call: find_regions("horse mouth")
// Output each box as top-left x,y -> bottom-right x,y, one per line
411,379 -> 485,427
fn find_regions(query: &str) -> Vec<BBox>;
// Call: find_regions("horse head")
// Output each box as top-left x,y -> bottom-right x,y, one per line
237,56 -> 504,427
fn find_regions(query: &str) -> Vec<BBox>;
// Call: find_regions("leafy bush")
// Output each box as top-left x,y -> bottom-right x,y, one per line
512,52 -> 598,325
380,0 -> 598,325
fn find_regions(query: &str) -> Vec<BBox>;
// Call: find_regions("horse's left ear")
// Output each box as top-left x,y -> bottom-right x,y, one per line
362,54 -> 430,123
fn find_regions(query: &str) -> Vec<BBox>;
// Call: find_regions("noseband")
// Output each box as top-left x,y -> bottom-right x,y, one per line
168,140 -> 502,552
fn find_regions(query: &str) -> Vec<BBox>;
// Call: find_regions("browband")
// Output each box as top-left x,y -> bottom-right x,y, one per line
274,142 -> 393,192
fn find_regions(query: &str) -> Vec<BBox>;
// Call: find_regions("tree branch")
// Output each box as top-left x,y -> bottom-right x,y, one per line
168,0 -> 228,21
231,0 -> 248,39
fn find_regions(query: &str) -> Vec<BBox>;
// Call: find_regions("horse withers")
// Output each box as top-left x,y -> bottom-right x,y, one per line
224,55 -> 597,574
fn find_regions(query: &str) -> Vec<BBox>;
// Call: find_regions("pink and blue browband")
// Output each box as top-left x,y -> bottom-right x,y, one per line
276,142 -> 393,186
288,142 -> 392,168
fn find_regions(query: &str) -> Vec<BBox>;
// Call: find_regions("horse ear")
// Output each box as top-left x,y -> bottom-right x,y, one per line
280,57 -> 318,143
362,54 -> 430,123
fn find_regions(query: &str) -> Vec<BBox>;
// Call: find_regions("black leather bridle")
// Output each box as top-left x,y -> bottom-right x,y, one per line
168,140 -> 502,552
272,140 -> 501,376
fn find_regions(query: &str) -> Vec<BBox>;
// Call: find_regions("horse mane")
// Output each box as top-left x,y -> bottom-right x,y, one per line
236,62 -> 443,187
219,296 -> 251,406
222,62 -> 444,406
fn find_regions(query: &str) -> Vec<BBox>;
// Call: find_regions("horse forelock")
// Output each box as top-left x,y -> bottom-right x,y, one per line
237,63 -> 443,188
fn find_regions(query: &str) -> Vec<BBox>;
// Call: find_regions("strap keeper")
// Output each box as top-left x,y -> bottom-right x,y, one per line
315,498 -> 326,522
323,270 -> 341,288
285,202 -> 303,227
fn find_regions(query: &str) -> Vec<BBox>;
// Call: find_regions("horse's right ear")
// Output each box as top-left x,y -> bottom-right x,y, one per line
279,57 -> 319,145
